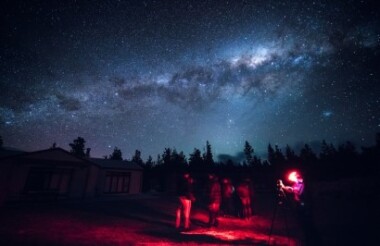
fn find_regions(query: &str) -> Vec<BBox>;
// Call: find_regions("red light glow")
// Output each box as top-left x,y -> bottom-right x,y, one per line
288,171 -> 300,182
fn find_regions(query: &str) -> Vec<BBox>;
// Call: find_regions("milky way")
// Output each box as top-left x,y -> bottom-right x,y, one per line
1,0 -> 379,161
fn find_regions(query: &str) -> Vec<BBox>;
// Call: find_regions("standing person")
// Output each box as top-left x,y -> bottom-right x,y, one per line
221,177 -> 235,217
175,172 -> 195,231
278,171 -> 304,210
207,174 -> 222,228
278,171 -> 321,245
236,178 -> 252,220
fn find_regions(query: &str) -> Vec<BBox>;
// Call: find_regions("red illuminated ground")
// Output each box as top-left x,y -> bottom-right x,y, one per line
0,191 -> 375,245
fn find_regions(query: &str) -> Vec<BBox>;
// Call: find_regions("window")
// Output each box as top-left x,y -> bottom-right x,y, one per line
24,167 -> 72,195
104,172 -> 131,194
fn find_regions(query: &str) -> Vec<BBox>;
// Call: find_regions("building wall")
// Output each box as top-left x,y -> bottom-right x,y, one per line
1,152 -> 143,203
130,170 -> 143,194
84,165 -> 100,198
67,166 -> 88,199
7,162 -> 30,201
97,168 -> 143,195
1,159 -> 90,201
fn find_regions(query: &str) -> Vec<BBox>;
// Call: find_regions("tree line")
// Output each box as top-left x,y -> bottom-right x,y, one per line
60,134 -> 380,191
1,134 -> 378,192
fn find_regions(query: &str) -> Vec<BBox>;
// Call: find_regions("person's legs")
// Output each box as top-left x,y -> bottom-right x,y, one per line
208,203 -> 220,227
214,202 -> 220,226
183,198 -> 192,229
175,197 -> 185,229
247,199 -> 252,218
208,203 -> 215,226
241,198 -> 249,219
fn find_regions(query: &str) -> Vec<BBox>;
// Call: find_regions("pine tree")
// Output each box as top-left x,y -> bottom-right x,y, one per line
162,148 -> 172,166
69,137 -> 86,157
109,147 -> 123,160
204,141 -> 214,165
285,144 -> 297,162
146,155 -> 154,168
244,141 -> 254,165
132,149 -> 144,165
267,143 -> 275,165
189,148 -> 203,167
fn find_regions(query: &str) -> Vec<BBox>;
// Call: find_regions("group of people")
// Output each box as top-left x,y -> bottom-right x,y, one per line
175,170 -> 314,243
175,171 -> 306,231
175,172 -> 256,231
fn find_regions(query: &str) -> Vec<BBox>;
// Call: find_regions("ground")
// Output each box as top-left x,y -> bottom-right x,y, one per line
0,190 -> 375,245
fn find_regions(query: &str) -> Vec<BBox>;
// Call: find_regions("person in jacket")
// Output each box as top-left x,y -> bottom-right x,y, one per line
221,177 -> 235,217
175,172 -> 195,231
278,171 -> 304,207
207,173 -> 222,227
236,178 -> 253,220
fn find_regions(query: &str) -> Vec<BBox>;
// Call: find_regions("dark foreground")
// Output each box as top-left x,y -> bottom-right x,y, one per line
0,191 -> 376,245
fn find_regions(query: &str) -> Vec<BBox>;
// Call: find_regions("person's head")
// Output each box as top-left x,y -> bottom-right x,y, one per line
222,178 -> 230,184
183,172 -> 190,179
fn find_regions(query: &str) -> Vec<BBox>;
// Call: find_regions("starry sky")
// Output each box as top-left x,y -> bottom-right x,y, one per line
1,0 -> 379,161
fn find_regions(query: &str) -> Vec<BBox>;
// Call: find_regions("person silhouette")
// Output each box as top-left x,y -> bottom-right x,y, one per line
175,172 -> 195,231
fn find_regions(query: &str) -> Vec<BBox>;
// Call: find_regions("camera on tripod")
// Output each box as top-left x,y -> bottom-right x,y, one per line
276,179 -> 286,204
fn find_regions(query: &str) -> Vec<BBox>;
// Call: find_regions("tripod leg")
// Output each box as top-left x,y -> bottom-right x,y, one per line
268,201 -> 279,245
283,204 -> 291,245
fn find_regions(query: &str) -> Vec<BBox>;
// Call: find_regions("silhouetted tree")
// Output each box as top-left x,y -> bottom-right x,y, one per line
203,141 -> 214,166
189,148 -> 203,168
162,148 -> 172,166
267,143 -> 275,165
244,141 -> 253,165
132,149 -> 144,165
109,147 -> 123,160
146,155 -> 154,168
338,141 -> 357,157
69,137 -> 86,157
172,149 -> 188,167
299,144 -> 318,166
0,135 -> 3,148
156,154 -> 163,166
319,140 -> 337,161
300,144 -> 317,162
252,155 -> 262,166
274,145 -> 285,163
285,144 -> 297,162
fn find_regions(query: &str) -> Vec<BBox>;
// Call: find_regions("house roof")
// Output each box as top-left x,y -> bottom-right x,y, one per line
0,147 -> 143,171
0,147 -> 27,159
0,147 -> 91,167
88,158 -> 143,171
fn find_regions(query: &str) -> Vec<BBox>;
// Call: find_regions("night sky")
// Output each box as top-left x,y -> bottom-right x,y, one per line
1,0 -> 379,161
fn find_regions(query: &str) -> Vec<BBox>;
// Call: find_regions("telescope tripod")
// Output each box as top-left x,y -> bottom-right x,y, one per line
267,191 -> 291,245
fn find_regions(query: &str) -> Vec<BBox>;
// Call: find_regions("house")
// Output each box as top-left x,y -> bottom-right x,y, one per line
88,158 -> 143,196
0,148 -> 143,205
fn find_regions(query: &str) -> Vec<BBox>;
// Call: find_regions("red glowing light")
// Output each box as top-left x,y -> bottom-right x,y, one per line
287,171 -> 301,182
